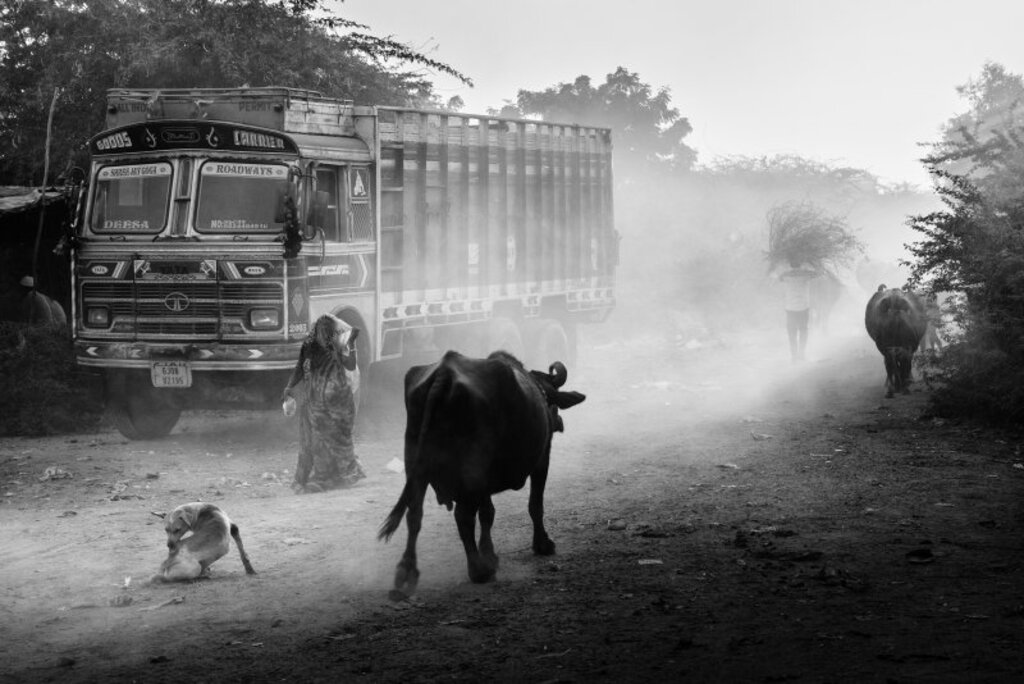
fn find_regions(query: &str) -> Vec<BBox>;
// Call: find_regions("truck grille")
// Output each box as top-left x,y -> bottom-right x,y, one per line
81,280 -> 283,338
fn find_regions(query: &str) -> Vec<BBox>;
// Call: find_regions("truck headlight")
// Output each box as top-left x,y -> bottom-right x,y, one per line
248,308 -> 280,329
85,306 -> 110,327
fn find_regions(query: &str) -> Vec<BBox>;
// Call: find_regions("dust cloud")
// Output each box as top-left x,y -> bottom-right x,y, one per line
559,164 -> 933,460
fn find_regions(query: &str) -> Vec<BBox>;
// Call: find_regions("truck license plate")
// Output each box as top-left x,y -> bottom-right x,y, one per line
151,361 -> 192,388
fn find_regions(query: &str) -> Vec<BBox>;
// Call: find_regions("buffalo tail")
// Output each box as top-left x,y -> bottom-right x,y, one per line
378,480 -> 412,542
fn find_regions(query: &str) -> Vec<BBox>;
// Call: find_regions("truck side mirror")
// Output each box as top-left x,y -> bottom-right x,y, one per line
307,190 -> 329,238
274,187 -> 289,224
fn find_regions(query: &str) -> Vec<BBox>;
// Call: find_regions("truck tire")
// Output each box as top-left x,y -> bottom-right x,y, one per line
525,318 -> 573,370
484,317 -> 525,359
108,398 -> 181,440
106,373 -> 181,440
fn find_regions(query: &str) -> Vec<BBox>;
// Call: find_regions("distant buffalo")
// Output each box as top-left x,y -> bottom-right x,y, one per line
864,287 -> 928,398
809,270 -> 844,332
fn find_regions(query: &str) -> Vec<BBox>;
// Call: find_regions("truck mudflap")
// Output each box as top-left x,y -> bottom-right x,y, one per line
75,339 -> 302,371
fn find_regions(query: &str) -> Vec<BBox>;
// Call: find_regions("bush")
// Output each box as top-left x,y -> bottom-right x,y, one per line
906,65 -> 1024,424
917,291 -> 1024,424
910,140 -> 1024,422
0,322 -> 103,435
925,342 -> 1024,425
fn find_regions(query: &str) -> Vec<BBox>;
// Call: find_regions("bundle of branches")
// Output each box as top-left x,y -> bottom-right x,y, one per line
765,200 -> 863,270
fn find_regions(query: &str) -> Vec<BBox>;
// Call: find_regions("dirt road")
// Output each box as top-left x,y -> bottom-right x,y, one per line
2,324 -> 1022,683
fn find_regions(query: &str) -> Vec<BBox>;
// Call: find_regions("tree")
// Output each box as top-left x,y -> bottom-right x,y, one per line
509,67 -> 696,177
908,62 -> 1024,423
0,0 -> 470,185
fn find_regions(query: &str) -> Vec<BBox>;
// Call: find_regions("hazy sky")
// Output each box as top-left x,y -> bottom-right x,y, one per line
340,0 -> 1024,188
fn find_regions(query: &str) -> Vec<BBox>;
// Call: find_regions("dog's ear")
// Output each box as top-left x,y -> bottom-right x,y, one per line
151,511 -> 167,519
169,503 -> 202,529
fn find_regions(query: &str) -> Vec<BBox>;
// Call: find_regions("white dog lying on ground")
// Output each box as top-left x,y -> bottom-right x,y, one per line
151,502 -> 257,582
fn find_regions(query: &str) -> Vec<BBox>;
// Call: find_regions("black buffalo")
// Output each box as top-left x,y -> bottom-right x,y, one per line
865,286 -> 928,398
378,350 -> 585,599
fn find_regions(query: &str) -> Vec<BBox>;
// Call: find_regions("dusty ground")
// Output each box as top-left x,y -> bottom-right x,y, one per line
1,319 -> 1023,683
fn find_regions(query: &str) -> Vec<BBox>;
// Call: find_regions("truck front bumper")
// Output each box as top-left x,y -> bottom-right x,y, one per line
75,340 -> 301,371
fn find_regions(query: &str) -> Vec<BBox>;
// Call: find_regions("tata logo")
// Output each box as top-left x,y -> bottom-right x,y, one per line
164,292 -> 191,312
161,128 -> 200,145
243,265 -> 267,276
90,264 -> 110,276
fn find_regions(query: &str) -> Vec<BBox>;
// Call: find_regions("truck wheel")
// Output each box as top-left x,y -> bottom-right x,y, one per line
108,400 -> 181,440
484,317 -> 525,359
525,318 -> 574,370
106,379 -> 181,440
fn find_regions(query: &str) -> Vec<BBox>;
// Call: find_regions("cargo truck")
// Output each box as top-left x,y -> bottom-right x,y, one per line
71,87 -> 617,439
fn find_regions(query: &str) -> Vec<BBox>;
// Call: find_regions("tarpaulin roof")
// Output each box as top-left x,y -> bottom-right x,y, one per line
0,187 -> 67,216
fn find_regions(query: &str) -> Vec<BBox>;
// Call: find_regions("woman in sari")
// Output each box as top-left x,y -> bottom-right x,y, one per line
282,313 -> 365,493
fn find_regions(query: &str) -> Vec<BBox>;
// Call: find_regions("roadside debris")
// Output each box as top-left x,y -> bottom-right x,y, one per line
39,466 -> 72,481
905,548 -> 935,564
108,480 -> 143,500
283,537 -> 315,546
139,596 -> 184,611
633,523 -> 673,538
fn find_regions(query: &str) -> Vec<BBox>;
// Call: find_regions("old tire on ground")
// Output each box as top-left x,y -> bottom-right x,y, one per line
484,317 -> 525,359
525,318 -> 573,370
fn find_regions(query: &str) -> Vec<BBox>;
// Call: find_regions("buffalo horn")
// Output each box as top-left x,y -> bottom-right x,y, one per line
549,361 -> 567,388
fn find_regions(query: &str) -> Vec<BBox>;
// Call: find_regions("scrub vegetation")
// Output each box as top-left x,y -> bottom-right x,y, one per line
0,322 -> 102,435
909,62 -> 1024,424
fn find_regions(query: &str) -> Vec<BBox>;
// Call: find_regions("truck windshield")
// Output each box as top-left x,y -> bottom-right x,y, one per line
90,162 -> 172,234
195,161 -> 289,234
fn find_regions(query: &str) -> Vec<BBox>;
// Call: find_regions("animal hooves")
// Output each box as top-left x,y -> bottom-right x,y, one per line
533,539 -> 556,556
469,569 -> 496,584
393,564 -> 420,598
468,557 -> 497,583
